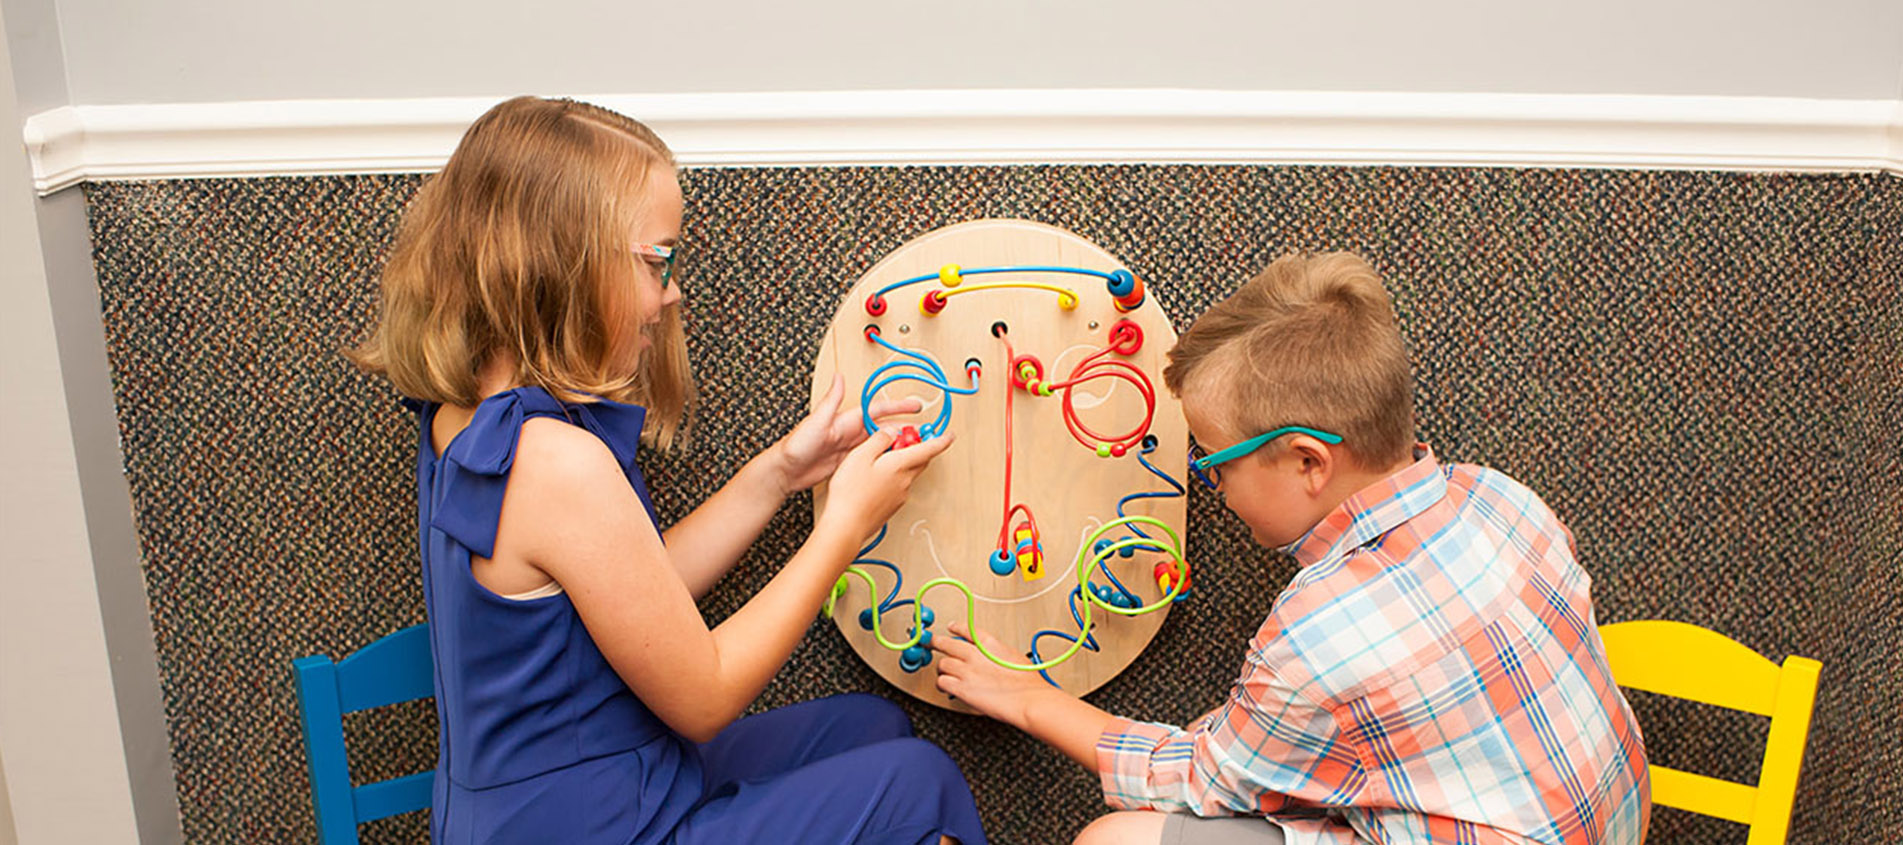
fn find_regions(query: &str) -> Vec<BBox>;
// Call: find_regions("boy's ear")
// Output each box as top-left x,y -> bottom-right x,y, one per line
1288,435 -> 1336,495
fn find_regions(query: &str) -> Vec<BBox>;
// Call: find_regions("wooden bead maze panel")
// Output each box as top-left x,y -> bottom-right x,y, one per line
812,219 -> 1192,709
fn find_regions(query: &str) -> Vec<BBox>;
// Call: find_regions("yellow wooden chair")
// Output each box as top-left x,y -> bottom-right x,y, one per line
1599,620 -> 1822,845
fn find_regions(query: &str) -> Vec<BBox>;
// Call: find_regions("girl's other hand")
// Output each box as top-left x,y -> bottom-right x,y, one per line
818,424 -> 953,544
932,622 -> 1055,730
772,374 -> 924,494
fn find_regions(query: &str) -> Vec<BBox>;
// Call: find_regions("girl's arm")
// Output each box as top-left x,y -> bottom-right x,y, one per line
661,376 -> 921,598
657,450 -> 798,599
502,415 -> 952,743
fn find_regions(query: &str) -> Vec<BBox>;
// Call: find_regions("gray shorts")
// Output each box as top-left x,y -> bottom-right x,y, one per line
1159,813 -> 1287,845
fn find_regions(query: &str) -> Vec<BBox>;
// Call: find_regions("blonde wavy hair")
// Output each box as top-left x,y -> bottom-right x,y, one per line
350,96 -> 695,448
1164,252 -> 1415,470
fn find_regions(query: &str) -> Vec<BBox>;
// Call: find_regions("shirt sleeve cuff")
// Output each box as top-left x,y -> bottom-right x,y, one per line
1094,716 -> 1181,810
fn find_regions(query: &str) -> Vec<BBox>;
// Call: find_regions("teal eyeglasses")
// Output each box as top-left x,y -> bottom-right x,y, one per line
1187,426 -> 1344,489
631,242 -> 678,286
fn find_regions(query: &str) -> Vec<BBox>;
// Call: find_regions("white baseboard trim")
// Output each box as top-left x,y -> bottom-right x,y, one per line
23,89 -> 1903,195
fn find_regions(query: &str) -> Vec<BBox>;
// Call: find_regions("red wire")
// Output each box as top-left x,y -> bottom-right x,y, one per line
992,324 -> 1152,564
996,333 -> 1020,554
1049,344 -> 1156,451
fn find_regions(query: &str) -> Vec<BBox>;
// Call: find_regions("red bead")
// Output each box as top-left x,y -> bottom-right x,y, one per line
892,425 -> 922,450
921,290 -> 948,315
865,293 -> 887,316
1108,319 -> 1144,354
1110,443 -> 1128,458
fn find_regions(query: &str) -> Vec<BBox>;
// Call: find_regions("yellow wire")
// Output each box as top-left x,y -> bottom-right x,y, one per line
933,282 -> 1079,310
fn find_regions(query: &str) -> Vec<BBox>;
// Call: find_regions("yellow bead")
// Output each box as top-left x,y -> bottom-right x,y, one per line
939,263 -> 962,287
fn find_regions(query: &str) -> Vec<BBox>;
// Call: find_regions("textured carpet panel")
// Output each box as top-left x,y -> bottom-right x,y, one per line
84,167 -> 1899,844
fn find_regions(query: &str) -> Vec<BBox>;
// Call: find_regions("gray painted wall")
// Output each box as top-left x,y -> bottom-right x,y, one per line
1,0 -> 182,840
42,0 -> 1903,106
0,5 -> 144,841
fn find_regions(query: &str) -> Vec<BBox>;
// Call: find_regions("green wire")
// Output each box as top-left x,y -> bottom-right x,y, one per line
823,515 -> 1187,671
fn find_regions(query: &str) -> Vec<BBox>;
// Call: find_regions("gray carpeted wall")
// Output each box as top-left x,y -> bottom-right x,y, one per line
83,166 -> 1900,843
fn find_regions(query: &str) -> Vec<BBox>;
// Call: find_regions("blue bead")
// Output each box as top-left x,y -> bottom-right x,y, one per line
917,630 -> 934,648
900,646 -> 931,672
1111,592 -> 1134,609
1118,542 -> 1136,558
920,606 -> 936,627
1107,269 -> 1137,297
989,551 -> 1015,576
1092,539 -> 1113,558
858,609 -> 875,630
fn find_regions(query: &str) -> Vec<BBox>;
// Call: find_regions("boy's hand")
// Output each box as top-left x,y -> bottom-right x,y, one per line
933,622 -> 1059,730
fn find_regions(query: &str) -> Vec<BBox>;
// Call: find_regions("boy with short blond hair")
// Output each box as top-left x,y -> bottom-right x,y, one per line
935,252 -> 1650,844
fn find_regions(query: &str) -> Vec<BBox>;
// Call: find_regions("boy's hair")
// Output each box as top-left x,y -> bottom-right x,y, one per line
1164,252 -> 1414,469
350,96 -> 695,448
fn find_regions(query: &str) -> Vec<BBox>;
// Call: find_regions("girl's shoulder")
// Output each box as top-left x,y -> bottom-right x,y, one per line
514,414 -> 622,487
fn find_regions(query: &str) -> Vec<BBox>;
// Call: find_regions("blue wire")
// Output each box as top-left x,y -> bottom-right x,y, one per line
872,264 -> 1118,300
1116,441 -> 1187,541
1028,586 -> 1108,686
857,559 -> 904,611
860,331 -> 977,437
856,524 -> 889,559
851,525 -> 906,616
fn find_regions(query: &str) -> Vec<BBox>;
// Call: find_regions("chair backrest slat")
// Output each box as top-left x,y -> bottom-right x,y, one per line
336,624 -> 434,713
1648,765 -> 1755,825
1599,620 -> 1779,715
1599,620 -> 1821,845
293,624 -> 435,845
352,771 -> 435,823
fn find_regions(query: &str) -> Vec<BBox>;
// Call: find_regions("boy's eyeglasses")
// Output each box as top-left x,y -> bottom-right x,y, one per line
631,242 -> 678,286
1187,426 -> 1344,490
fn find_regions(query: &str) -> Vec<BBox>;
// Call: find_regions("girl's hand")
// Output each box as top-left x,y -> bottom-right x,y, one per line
933,622 -> 1058,730
771,374 -> 924,495
817,424 -> 953,544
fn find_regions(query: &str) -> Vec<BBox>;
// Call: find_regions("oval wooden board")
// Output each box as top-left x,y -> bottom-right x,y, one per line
811,219 -> 1188,708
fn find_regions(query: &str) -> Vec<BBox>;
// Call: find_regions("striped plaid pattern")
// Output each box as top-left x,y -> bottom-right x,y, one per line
1097,446 -> 1650,844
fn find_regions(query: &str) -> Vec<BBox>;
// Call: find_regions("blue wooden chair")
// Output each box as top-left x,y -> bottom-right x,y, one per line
293,624 -> 435,844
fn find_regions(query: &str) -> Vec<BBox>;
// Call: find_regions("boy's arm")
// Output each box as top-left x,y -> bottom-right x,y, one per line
932,623 -> 1111,766
1009,686 -> 1115,769
936,623 -> 1355,816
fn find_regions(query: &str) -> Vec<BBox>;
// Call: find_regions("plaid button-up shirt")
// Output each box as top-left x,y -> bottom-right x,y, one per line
1096,446 -> 1650,844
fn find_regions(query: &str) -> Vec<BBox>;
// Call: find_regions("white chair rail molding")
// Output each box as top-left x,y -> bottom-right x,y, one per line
22,88 -> 1903,194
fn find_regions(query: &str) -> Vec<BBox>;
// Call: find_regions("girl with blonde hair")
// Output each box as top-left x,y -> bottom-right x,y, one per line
355,96 -> 984,844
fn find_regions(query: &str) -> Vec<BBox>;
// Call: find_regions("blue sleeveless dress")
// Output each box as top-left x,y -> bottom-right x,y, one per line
414,387 -> 987,845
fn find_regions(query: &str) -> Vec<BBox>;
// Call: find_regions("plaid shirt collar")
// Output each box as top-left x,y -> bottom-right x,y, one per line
1283,443 -> 1446,568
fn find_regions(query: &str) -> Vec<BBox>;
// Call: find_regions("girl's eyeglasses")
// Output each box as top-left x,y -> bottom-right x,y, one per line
631,242 -> 678,286
1187,425 -> 1344,490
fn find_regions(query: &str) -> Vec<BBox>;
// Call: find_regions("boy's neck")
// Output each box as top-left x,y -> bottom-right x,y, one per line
1314,453 -> 1418,524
